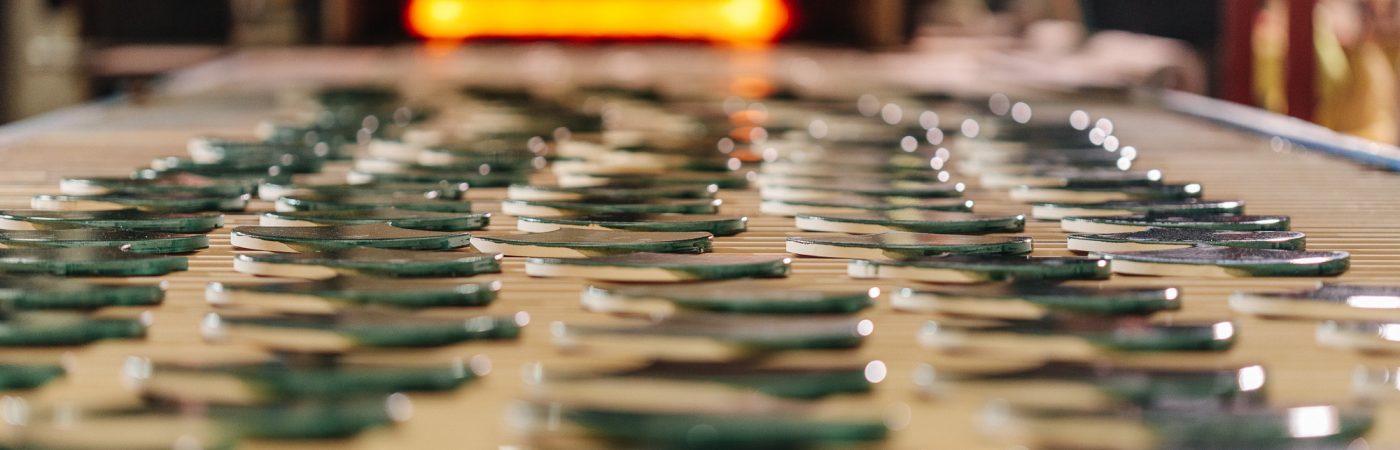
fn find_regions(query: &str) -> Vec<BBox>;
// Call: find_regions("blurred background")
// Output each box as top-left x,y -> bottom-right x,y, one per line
0,0 -> 1395,143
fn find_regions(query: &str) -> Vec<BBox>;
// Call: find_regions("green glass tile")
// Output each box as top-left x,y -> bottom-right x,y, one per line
0,209 -> 223,233
1352,366 -> 1400,400
507,183 -> 718,202
257,181 -> 467,202
959,143 -> 1117,160
0,363 -> 64,390
358,146 -> 528,167
231,224 -> 471,252
141,356 -> 487,400
1068,229 -> 1307,253
759,169 -> 952,185
408,134 -> 538,154
795,210 -> 1024,234
501,198 -> 721,216
346,169 -> 529,187
515,213 -> 746,236
460,85 -> 533,101
1145,406 -> 1371,449
920,317 -> 1237,352
552,154 -> 730,173
207,277 -> 499,309
1012,183 -> 1203,203
1231,283 -> 1400,320
0,312 -> 146,346
32,192 -> 249,213
1061,214 -> 1291,233
137,156 -> 292,177
556,314 -> 870,352
894,283 -> 1181,317
202,398 -> 400,439
234,247 -> 500,278
760,151 -> 945,174
959,153 -> 1121,174
0,276 -> 164,309
558,171 -> 749,189
849,255 -> 1110,283
1318,321 -> 1400,353
368,139 -> 519,163
761,197 -> 975,216
255,120 -> 361,157
0,228 -> 208,253
416,148 -> 540,170
763,180 -> 965,199
981,168 -> 1163,188
276,192 -> 473,213
131,168 -> 291,191
247,362 -> 481,395
358,158 -> 532,176
964,118 -> 1094,142
582,280 -> 871,315
527,253 -> 790,281
1031,199 -> 1245,220
0,414 -> 238,450
536,359 -> 874,399
152,155 -> 321,174
1101,246 -> 1350,277
317,85 -> 399,105
188,138 -> 329,171
517,398 -> 886,448
206,310 -> 523,348
915,359 -> 1263,411
0,248 -> 187,276
190,137 -> 327,156
60,176 -> 250,197
575,83 -> 665,100
787,232 -> 1032,259
471,229 -> 712,257
261,208 -> 489,231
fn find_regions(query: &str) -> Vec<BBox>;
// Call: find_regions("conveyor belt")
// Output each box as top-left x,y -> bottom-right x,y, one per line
1,47 -> 1398,449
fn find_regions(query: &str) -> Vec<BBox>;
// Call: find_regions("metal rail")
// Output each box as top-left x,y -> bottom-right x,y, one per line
1160,89 -> 1400,171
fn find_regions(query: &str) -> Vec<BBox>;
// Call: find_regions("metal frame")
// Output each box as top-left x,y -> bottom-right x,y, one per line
1161,89 -> 1400,171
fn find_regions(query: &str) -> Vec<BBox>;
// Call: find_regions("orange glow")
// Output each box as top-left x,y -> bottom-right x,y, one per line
406,0 -> 790,45
730,75 -> 775,98
729,109 -> 769,126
